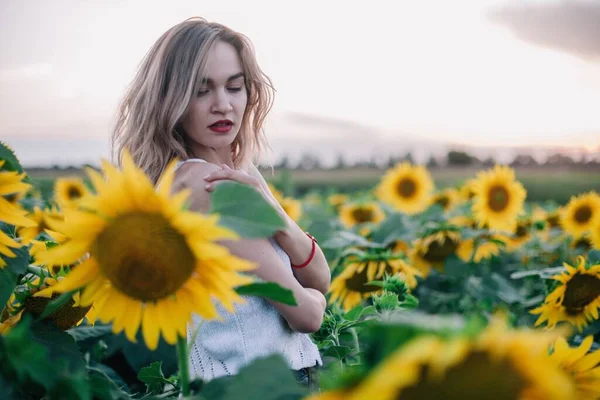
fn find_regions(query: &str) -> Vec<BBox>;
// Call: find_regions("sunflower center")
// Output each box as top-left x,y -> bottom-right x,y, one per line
515,222 -> 530,238
24,293 -> 91,330
487,185 -> 509,212
94,212 -> 196,301
434,196 -> 449,209
574,205 -> 592,224
67,186 -> 83,200
398,352 -> 525,400
4,193 -> 19,204
345,263 -> 393,293
422,237 -> 459,263
547,214 -> 560,228
352,208 -> 374,223
396,178 -> 417,198
563,273 -> 600,316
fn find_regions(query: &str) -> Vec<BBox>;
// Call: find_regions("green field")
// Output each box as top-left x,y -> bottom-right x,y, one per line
266,166 -> 600,204
29,166 -> 600,204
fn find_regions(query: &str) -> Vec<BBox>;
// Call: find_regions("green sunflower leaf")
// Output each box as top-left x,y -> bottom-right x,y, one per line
0,141 -> 24,174
67,325 -> 113,342
138,361 -> 166,394
235,282 -> 297,306
201,355 -> 306,400
210,181 -> 286,238
588,250 -> 600,265
321,231 -> 382,249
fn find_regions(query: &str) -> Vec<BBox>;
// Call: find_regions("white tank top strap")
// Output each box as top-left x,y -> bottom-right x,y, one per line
174,158 -> 208,172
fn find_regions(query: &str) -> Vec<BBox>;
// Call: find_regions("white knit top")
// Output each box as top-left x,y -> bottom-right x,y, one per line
175,159 -> 323,381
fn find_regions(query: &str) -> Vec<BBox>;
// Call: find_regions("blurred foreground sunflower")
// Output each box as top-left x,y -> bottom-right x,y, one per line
0,160 -> 36,267
267,183 -> 284,204
339,202 -> 385,228
329,254 -> 421,311
471,165 -> 526,232
34,152 -> 254,349
53,177 -> 89,209
375,162 -> 434,215
309,317 -> 574,400
531,256 -> 600,331
560,192 -> 600,239
549,336 -> 600,400
280,197 -> 302,222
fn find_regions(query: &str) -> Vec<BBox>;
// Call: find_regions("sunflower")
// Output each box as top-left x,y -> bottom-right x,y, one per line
0,309 -> 22,335
339,202 -> 385,229
549,336 -> 600,400
17,206 -> 64,244
545,209 -> 562,229
570,235 -> 593,252
375,162 -> 434,215
448,215 -> 478,229
530,205 -> 547,223
280,197 -> 302,222
504,219 -> 532,252
459,178 -> 478,202
328,193 -> 348,211
531,256 -> 600,331
0,160 -> 36,267
267,183 -> 285,204
34,152 -> 255,350
410,229 -> 462,276
591,216 -> 600,250
456,235 -> 503,263
388,239 -> 411,255
53,176 -> 89,209
329,256 -> 421,311
22,274 -> 93,330
560,192 -> 600,238
312,318 -> 573,400
430,188 -> 459,212
471,165 -> 526,232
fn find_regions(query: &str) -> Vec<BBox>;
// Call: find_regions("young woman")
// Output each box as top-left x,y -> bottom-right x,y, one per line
111,17 -> 330,390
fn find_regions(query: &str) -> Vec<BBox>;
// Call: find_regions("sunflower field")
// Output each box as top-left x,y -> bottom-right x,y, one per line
2,141 -> 600,400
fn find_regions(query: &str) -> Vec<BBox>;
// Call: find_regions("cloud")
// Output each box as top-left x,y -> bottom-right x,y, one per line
486,0 -> 600,61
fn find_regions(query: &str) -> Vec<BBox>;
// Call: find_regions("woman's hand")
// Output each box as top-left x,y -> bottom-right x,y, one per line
203,164 -> 287,219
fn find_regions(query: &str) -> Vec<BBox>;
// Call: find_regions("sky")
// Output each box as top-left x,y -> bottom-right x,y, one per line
1,0 -> 599,166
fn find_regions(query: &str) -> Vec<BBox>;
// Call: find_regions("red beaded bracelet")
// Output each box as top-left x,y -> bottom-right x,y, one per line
291,232 -> 317,269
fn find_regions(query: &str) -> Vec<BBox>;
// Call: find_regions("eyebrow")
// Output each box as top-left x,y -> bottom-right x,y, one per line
200,72 -> 245,85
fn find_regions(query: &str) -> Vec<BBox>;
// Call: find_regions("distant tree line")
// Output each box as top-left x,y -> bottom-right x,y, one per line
271,150 -> 600,170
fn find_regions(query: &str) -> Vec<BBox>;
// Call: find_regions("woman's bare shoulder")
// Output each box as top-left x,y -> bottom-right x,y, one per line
172,162 -> 222,212
173,161 -> 220,187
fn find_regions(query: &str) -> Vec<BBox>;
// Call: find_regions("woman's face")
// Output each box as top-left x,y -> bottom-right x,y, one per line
180,41 -> 248,154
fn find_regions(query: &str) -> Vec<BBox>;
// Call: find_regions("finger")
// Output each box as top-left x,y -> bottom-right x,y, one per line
204,168 -> 235,182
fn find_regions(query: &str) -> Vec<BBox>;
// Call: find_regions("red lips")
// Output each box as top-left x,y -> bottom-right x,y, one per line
209,120 -> 233,127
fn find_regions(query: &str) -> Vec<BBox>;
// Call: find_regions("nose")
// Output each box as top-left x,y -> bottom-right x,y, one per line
210,89 -> 233,114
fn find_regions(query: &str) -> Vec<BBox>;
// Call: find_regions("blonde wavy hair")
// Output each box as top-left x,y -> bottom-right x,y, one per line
111,17 -> 274,183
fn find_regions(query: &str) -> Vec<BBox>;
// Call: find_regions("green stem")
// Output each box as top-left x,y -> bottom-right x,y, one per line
350,327 -> 360,359
177,335 -> 191,397
27,265 -> 46,277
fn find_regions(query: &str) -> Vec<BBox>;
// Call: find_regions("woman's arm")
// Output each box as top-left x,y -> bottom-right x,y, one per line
245,165 -> 331,295
173,162 -> 326,333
